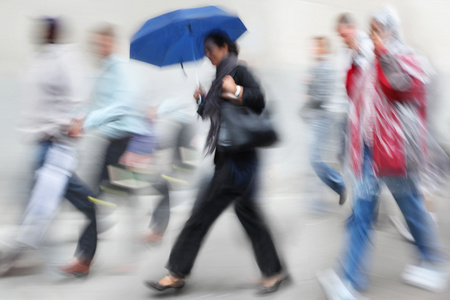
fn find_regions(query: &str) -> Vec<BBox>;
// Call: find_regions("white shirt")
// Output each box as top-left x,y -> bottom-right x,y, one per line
19,44 -> 89,144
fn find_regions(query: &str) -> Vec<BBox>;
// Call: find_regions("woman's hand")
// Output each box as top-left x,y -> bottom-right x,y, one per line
222,75 -> 237,94
193,85 -> 204,103
222,75 -> 243,102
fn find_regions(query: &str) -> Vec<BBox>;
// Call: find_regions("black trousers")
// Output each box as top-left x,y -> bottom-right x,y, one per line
166,150 -> 282,277
96,136 -> 131,194
70,136 -> 129,262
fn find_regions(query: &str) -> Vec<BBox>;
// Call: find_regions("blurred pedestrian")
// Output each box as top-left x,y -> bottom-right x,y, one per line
318,9 -> 448,299
146,32 -> 287,295
131,102 -> 199,244
304,36 -> 346,207
77,25 -> 150,195
0,17 -> 98,277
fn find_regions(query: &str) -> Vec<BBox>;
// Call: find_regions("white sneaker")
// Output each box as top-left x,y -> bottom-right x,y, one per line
402,263 -> 448,293
317,269 -> 369,300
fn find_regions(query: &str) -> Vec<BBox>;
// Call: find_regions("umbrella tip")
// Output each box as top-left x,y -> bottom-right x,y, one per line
180,61 -> 187,77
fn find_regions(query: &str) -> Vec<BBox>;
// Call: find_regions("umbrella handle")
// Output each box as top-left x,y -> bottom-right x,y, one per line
193,60 -> 202,102
194,60 -> 200,88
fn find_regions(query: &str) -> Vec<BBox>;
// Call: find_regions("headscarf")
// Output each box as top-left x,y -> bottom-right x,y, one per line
371,7 -> 433,83
203,53 -> 238,155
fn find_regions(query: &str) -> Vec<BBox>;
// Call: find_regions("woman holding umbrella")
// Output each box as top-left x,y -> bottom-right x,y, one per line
146,32 -> 288,295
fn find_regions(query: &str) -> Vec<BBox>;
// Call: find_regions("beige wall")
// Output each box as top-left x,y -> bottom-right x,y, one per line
1,0 -> 450,76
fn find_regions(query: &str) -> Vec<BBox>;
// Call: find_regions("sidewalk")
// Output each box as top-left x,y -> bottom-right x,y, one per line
0,185 -> 449,300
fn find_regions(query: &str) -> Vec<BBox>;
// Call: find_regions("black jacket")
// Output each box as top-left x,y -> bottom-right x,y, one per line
197,65 -> 265,117
197,65 -> 264,165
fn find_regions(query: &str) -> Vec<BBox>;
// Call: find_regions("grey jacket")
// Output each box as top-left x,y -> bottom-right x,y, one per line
307,57 -> 335,109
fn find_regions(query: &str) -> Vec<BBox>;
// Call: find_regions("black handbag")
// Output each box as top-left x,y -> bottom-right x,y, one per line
218,101 -> 278,152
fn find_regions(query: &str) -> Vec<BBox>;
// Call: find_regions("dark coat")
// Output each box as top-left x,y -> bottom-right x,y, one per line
197,65 -> 264,166
197,65 -> 265,117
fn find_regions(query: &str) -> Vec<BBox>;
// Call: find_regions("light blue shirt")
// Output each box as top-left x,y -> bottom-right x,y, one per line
84,55 -> 148,139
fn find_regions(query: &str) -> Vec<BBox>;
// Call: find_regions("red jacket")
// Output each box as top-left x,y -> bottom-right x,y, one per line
346,52 -> 426,177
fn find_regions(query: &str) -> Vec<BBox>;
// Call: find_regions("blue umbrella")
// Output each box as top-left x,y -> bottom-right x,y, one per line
130,6 -> 247,81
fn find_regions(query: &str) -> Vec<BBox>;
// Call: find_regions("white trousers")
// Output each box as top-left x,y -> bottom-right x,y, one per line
16,142 -> 77,249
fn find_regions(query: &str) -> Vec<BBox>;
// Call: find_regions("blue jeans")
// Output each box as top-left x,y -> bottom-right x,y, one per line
36,141 -> 97,264
309,113 -> 345,195
341,146 -> 444,291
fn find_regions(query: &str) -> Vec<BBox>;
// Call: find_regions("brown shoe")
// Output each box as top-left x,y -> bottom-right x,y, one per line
59,259 -> 90,278
139,230 -> 163,244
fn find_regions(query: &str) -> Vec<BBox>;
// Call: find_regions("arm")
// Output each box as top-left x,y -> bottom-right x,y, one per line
83,62 -> 132,129
378,50 -> 413,92
62,50 -> 90,117
233,66 -> 265,113
352,34 -> 374,71
83,101 -> 129,129
57,49 -> 90,137
372,31 -> 413,93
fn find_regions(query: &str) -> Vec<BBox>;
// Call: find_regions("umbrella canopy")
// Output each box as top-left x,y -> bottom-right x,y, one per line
130,6 -> 247,67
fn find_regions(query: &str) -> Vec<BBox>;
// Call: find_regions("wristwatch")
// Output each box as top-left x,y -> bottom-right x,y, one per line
235,85 -> 242,97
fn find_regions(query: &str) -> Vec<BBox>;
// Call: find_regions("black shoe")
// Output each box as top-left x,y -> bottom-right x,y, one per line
339,189 -> 347,205
144,278 -> 185,292
257,275 -> 290,295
